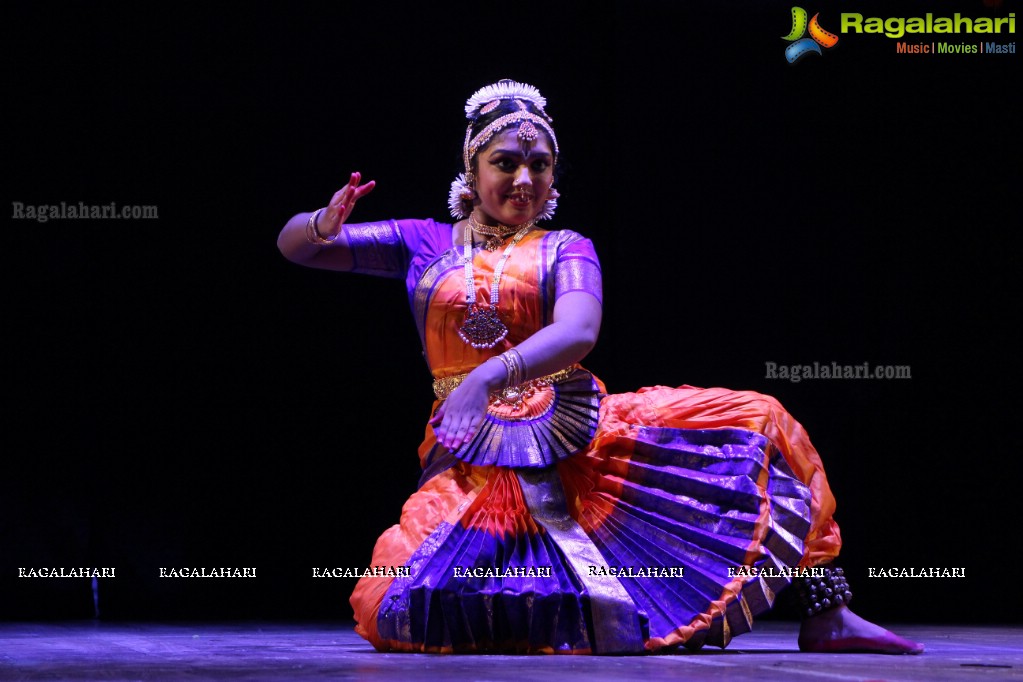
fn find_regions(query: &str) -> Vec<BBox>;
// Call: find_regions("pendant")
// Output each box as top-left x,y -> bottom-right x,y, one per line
458,304 -> 508,349
483,235 -> 505,251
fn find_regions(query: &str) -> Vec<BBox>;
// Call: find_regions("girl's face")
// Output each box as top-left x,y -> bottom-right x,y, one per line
472,127 -> 554,226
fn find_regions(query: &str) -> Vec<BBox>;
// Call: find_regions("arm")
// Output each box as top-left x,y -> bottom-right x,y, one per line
276,171 -> 376,271
431,290 -> 602,449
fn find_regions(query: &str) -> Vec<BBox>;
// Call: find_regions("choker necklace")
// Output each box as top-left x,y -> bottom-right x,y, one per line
458,220 -> 533,348
469,214 -> 533,251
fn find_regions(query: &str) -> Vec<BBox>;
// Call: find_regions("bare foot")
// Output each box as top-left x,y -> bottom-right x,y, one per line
798,605 -> 924,654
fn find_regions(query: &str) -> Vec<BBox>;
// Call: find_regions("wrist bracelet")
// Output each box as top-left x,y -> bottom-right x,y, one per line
305,208 -> 341,245
495,353 -> 511,386
511,348 -> 526,386
498,348 -> 525,388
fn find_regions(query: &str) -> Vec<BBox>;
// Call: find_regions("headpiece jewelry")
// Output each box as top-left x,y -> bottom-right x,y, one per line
448,80 -> 560,220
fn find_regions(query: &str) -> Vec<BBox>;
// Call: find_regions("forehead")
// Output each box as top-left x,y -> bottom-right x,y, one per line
482,127 -> 554,156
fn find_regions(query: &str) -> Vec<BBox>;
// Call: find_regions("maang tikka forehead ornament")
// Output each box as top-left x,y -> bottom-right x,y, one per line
448,80 -> 560,220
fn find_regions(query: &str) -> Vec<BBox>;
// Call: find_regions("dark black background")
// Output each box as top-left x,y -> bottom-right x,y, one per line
4,0 -> 1019,625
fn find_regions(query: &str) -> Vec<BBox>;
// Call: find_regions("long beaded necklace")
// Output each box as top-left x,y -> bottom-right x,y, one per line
458,219 -> 533,349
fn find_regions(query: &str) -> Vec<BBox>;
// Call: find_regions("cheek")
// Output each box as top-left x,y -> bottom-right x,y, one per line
480,172 -> 508,193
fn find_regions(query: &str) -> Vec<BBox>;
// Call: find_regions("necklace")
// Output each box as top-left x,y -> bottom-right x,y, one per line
468,214 -> 530,251
458,220 -> 533,349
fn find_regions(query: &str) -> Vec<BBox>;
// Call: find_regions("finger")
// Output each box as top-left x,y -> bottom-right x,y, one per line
463,414 -> 482,443
435,411 -> 454,447
440,409 -> 458,446
328,194 -> 350,220
451,408 -> 475,443
352,180 -> 376,200
429,406 -> 444,426
340,182 -> 359,211
443,412 -> 468,449
331,173 -> 358,201
329,187 -> 347,208
340,184 -> 354,206
449,413 -> 473,446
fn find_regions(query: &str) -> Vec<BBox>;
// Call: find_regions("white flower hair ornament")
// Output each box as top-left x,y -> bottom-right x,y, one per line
464,81 -> 548,118
448,172 -> 475,219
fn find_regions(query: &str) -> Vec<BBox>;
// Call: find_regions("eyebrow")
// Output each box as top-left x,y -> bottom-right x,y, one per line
487,147 -> 552,159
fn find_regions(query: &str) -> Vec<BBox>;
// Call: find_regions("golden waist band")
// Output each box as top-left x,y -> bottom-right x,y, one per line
433,366 -> 578,401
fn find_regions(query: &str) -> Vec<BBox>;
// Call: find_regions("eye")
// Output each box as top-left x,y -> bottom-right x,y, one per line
531,159 -> 551,172
492,158 -> 516,172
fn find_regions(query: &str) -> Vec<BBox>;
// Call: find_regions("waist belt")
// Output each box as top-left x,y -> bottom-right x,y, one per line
433,365 -> 578,403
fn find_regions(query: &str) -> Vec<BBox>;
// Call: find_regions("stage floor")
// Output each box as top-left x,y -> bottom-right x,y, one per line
1,622 -> 1020,681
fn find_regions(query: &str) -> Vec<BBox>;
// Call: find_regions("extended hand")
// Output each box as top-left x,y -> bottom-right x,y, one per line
317,171 -> 376,237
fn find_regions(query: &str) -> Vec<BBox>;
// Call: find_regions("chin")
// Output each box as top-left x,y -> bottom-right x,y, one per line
481,203 -> 538,226
505,206 -> 540,223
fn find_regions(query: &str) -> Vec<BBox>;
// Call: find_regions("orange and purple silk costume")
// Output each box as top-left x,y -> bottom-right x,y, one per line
342,218 -> 840,654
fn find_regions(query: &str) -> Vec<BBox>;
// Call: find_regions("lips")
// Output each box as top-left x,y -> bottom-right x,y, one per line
507,192 -> 533,208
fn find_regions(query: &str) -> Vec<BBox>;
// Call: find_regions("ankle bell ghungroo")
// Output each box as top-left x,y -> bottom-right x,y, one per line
794,566 -> 853,618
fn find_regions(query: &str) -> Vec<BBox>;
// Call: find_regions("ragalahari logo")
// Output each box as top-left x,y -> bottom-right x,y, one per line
783,7 -> 839,63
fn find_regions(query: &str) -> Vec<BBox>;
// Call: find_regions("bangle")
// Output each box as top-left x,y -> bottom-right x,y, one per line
498,348 -> 525,388
305,208 -> 341,245
509,348 -> 525,385
494,354 -> 511,387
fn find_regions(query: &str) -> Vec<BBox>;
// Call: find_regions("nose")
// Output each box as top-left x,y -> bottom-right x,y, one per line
512,164 -> 532,187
